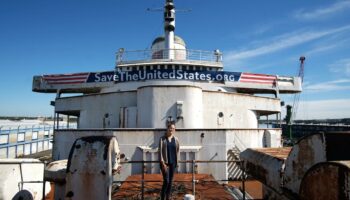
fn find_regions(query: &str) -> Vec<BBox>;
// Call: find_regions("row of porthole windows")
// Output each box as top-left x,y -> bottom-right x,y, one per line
121,65 -> 221,72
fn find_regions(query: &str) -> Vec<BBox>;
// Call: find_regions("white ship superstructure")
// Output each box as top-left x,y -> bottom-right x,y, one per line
28,0 -> 303,199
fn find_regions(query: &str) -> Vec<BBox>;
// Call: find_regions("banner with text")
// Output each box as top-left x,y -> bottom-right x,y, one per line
87,69 -> 242,83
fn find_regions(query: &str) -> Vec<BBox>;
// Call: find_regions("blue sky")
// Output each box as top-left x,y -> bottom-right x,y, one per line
0,0 -> 349,119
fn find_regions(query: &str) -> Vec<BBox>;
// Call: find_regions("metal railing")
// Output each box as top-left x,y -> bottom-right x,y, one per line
116,48 -> 223,64
114,159 -> 248,200
0,124 -> 76,159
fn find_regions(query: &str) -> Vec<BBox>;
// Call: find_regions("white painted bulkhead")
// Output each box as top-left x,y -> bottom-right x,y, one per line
55,85 -> 280,129
52,83 -> 282,182
202,92 -> 280,128
137,85 -> 203,128
55,92 -> 136,128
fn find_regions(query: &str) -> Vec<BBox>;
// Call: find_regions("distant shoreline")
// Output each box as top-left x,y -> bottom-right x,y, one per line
0,116 -> 53,121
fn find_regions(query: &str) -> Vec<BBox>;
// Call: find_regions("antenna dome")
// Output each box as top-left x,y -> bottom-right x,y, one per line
151,35 -> 186,47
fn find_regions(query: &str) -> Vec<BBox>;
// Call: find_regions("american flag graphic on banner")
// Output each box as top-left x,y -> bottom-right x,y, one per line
42,73 -> 90,84
239,73 -> 277,85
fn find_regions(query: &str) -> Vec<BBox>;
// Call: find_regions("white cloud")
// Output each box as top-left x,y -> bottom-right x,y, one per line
304,43 -> 340,56
330,58 -> 350,77
294,1 -> 350,20
304,79 -> 350,91
224,25 -> 350,63
294,99 -> 350,119
309,35 -> 350,54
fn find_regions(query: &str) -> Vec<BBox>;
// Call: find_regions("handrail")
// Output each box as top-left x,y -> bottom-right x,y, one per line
116,48 -> 223,64
114,159 -> 246,200
0,124 -> 75,159
0,125 -> 77,134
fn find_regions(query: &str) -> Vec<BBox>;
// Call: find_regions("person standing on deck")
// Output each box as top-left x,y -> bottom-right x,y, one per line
158,121 -> 180,200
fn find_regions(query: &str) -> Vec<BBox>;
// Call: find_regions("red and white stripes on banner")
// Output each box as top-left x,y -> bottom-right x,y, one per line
240,73 -> 277,85
42,73 -> 89,84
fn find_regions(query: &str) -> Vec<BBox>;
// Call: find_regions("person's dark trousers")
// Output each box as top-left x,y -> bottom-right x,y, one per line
161,163 -> 176,200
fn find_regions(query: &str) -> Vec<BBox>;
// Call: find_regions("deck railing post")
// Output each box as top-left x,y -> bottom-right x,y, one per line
42,161 -> 46,200
141,160 -> 145,200
6,143 -> 9,159
19,125 -> 23,156
4,126 -> 9,158
49,124 -> 53,150
113,160 -> 248,198
32,125 -> 35,154
192,160 -> 195,196
241,161 -> 246,200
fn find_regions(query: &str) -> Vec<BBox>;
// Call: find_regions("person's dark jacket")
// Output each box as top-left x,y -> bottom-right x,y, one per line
158,135 -> 180,166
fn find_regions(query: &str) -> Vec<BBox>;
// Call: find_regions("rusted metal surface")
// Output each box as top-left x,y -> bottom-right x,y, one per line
240,132 -> 350,199
240,148 -> 286,193
300,161 -> 350,200
44,160 -> 67,183
284,132 -> 350,196
254,147 -> 292,160
44,160 -> 67,200
113,173 -> 233,199
45,182 -> 55,200
283,133 -> 327,195
228,180 -> 263,199
65,136 -> 120,200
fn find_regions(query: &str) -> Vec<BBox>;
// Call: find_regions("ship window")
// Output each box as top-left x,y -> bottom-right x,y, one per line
165,65 -> 168,70
126,67 -> 130,71
217,112 -> 224,125
160,65 -> 164,69
189,66 -> 194,71
175,65 -> 179,70
209,67 -> 212,71
150,65 -> 154,70
146,65 -> 150,71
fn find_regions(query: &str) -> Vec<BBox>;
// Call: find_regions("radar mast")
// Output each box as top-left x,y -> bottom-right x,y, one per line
164,0 -> 175,59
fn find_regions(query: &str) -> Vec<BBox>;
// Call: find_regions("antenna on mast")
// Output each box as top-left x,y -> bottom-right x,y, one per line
147,0 -> 191,59
147,8 -> 191,12
164,0 -> 175,59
